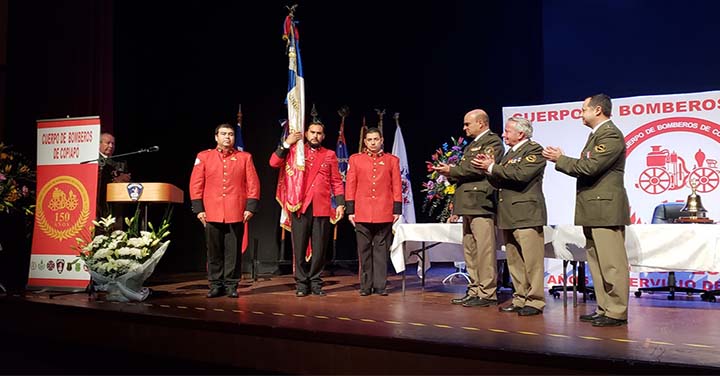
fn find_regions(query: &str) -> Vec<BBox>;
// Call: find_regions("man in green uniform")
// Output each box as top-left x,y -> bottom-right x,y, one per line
434,109 -> 504,307
472,116 -> 546,316
542,94 -> 630,327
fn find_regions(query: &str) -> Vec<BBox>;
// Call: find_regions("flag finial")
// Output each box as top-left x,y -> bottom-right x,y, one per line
286,4 -> 298,19
311,103 -> 322,125
375,108 -> 386,131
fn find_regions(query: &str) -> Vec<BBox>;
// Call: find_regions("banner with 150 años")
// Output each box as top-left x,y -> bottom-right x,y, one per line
28,117 -> 100,290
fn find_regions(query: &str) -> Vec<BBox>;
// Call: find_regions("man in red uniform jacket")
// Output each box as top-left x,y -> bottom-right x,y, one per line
190,123 -> 260,298
270,122 -> 345,297
346,128 -> 402,296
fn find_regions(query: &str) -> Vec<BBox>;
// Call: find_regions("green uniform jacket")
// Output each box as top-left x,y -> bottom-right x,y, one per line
449,131 -> 504,216
489,140 -> 547,230
555,120 -> 630,227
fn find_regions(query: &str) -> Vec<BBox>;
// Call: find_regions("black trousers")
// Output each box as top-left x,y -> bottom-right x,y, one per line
205,221 -> 243,289
355,222 -> 393,292
290,204 -> 331,291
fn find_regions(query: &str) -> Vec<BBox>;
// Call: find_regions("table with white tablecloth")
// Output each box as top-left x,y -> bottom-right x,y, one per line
390,223 -> 720,273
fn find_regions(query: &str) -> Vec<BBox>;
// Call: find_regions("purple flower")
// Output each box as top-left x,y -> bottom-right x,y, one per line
22,186 -> 29,196
0,173 -> 6,181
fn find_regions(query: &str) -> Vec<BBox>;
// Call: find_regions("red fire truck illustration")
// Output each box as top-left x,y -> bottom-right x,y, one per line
636,146 -> 719,194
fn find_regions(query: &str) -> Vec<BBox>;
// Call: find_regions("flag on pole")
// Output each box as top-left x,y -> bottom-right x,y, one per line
391,120 -> 416,224
275,119 -> 291,231
331,109 -> 349,224
275,11 -> 306,231
391,116 -> 424,274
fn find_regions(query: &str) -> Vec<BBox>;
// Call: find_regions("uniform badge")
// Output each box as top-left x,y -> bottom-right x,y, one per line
194,158 -> 201,165
525,155 -> 537,163
127,183 -> 144,201
484,146 -> 495,155
230,156 -> 237,161
379,161 -> 385,165
470,146 -> 482,152
594,144 -> 607,153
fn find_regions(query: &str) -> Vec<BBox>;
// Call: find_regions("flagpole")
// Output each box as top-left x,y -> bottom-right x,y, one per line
375,108 -> 385,134
332,106 -> 349,264
358,116 -> 367,153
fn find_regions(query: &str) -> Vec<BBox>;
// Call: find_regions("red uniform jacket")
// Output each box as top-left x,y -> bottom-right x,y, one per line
190,148 -> 260,223
270,144 -> 344,217
345,151 -> 402,223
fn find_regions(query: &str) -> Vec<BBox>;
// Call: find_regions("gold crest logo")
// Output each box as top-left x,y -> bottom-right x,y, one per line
526,155 -> 538,163
594,144 -> 607,153
484,146 -> 495,156
36,176 -> 91,241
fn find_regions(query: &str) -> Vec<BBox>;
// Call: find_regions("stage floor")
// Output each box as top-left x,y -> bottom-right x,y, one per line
2,265 -> 720,374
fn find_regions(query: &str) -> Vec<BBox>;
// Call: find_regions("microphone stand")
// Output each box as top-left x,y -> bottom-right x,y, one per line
80,147 -> 159,165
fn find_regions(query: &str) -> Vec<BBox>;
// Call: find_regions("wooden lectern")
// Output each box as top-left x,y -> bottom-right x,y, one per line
106,182 -> 184,229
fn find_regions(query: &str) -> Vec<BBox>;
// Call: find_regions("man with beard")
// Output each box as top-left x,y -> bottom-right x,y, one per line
270,121 -> 345,297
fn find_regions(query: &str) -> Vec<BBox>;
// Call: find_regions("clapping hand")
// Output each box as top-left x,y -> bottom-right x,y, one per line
542,146 -> 563,162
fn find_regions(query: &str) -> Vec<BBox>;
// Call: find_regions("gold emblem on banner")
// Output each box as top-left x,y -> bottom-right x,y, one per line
594,144 -> 607,153
36,176 -> 91,241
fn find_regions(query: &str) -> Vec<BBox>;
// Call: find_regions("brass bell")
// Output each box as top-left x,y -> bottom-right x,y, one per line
680,179 -> 708,218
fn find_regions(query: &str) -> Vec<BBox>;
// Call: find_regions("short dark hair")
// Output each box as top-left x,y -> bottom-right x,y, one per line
308,121 -> 325,130
587,94 -> 612,117
214,123 -> 234,134
365,127 -> 383,138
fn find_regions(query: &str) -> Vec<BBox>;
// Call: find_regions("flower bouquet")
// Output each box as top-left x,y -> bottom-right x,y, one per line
76,208 -> 172,302
0,143 -> 36,217
421,137 -> 467,222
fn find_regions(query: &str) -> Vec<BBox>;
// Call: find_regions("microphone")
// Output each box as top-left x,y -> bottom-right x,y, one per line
141,146 -> 160,153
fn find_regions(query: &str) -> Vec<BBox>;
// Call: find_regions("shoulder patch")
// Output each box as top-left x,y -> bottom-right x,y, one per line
594,144 -> 607,153
194,158 -> 201,166
525,155 -> 537,163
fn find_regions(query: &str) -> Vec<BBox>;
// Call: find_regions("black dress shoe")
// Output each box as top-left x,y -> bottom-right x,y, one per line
207,287 -> 224,298
296,290 -> 308,297
499,304 -> 523,313
518,306 -> 542,316
227,290 -> 239,298
360,290 -> 371,296
451,294 -> 473,305
462,297 -> 497,307
375,289 -> 388,296
592,316 -> 627,327
311,289 -> 326,296
579,312 -> 603,322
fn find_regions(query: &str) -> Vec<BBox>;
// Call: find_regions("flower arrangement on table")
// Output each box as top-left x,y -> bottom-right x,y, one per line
421,137 -> 467,223
0,143 -> 36,218
75,208 -> 172,302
